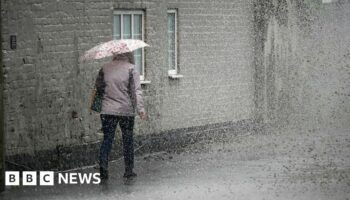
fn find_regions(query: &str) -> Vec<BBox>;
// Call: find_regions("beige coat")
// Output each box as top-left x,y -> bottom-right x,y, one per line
95,60 -> 145,116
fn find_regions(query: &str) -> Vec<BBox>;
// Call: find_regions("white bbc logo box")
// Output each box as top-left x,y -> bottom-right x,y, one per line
5,171 -> 19,186
6,171 -> 54,186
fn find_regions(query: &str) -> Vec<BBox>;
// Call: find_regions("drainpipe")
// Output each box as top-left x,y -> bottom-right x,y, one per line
253,0 -> 268,124
0,0 -> 5,193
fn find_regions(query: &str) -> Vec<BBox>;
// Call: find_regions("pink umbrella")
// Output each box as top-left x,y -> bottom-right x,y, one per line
80,39 -> 149,61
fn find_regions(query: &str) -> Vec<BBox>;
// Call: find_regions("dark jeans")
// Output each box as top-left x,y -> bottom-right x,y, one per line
99,114 -> 135,172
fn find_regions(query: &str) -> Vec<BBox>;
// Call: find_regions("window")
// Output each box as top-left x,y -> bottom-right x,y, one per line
113,10 -> 145,80
167,9 -> 182,78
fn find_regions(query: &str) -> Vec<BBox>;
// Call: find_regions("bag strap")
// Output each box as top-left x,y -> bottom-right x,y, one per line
95,68 -> 105,94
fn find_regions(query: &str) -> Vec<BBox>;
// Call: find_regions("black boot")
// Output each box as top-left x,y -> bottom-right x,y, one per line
100,167 -> 109,180
123,168 -> 137,178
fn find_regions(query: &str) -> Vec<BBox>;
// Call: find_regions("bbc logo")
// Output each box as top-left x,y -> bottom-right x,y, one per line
6,171 -> 54,186
6,171 -> 101,186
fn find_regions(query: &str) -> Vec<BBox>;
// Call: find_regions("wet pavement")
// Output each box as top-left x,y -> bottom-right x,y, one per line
1,127 -> 349,200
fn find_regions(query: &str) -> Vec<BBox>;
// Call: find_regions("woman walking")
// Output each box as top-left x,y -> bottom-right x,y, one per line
95,52 -> 146,180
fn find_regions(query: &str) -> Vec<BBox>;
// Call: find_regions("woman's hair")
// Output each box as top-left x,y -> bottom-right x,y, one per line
112,52 -> 135,64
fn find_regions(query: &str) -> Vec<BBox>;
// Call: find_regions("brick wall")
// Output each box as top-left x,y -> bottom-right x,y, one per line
159,0 -> 255,131
1,0 -> 256,158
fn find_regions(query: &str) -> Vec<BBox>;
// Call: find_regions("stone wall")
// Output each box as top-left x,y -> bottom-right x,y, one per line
0,0 -> 5,191
257,0 -> 350,130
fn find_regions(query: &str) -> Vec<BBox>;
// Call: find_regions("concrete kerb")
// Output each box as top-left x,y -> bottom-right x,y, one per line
5,119 -> 262,172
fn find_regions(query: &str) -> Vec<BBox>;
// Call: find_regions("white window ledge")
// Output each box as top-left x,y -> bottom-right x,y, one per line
322,0 -> 336,3
140,80 -> 151,85
168,74 -> 184,79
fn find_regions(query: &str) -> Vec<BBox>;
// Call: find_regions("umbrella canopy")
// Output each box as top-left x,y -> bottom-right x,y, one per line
80,39 -> 149,61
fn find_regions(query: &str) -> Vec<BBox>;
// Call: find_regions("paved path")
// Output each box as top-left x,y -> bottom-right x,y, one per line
1,127 -> 349,200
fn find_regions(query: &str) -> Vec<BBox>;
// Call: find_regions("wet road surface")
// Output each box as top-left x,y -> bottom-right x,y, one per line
1,127 -> 349,200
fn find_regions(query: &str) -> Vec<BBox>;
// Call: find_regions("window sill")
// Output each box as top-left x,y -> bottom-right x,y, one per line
140,80 -> 151,85
322,0 -> 336,3
168,74 -> 184,79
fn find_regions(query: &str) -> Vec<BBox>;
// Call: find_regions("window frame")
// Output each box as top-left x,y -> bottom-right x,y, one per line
113,10 -> 146,81
167,9 -> 178,76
